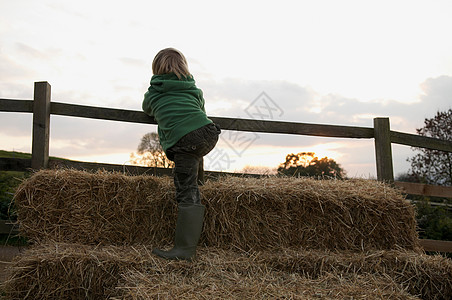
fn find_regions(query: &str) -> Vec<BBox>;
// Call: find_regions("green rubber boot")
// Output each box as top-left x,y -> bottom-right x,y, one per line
152,203 -> 205,261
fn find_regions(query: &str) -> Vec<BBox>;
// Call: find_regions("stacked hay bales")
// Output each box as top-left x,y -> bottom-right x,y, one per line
117,247 -> 451,300
13,169 -> 419,251
2,169 -> 451,299
4,244 -> 451,299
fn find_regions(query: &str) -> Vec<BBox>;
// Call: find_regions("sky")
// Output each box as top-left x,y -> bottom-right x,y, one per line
1,0 -> 451,177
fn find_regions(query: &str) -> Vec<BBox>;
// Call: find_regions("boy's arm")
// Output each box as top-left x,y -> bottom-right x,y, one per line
201,101 -> 206,113
199,90 -> 207,113
142,91 -> 154,117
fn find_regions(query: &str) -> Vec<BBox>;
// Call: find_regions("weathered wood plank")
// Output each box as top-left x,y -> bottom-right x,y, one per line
50,102 -> 157,124
419,239 -> 452,253
31,82 -> 51,169
395,181 -> 452,198
391,131 -> 452,153
0,99 -> 33,113
4,99 -> 452,153
0,220 -> 19,235
409,200 -> 452,210
373,118 -> 394,182
210,116 -> 375,138
50,101 -> 375,138
0,156 -> 256,180
48,159 -> 173,176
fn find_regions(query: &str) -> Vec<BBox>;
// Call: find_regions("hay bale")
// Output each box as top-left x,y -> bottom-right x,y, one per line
1,243 -> 147,299
117,248 -> 451,300
265,248 -> 452,300
3,244 -> 450,300
14,169 -> 419,251
14,169 -> 176,246
201,176 -> 420,252
119,268 -> 420,300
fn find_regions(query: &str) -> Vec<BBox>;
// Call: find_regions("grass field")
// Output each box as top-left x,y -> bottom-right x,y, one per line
0,149 -> 67,161
0,150 -> 31,159
0,151 -> 31,246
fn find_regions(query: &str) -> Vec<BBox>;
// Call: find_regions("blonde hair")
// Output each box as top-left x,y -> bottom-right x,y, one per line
152,48 -> 191,79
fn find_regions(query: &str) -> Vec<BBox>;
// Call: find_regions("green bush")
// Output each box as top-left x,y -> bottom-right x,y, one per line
415,198 -> 452,241
0,171 -> 28,221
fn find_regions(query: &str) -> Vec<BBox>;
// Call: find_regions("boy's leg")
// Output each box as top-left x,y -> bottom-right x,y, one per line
152,202 -> 205,261
173,152 -> 201,204
152,124 -> 220,261
153,152 -> 204,261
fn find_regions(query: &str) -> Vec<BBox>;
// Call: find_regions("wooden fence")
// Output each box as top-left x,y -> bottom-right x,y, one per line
1,81 -> 452,252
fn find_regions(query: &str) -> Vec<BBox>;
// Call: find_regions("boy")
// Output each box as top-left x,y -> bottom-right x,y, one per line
142,48 -> 220,261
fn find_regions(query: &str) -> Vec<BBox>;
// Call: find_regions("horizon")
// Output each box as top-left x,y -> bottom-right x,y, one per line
0,146 -> 401,179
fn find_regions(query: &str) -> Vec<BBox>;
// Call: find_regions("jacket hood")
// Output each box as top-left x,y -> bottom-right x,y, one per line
150,73 -> 196,93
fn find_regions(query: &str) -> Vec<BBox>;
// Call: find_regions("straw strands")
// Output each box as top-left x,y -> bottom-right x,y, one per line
14,169 -> 420,252
2,169 -> 450,299
3,243 -> 451,299
14,169 -> 175,246
200,176 -> 420,252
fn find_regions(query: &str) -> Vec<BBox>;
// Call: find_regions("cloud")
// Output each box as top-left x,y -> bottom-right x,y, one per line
419,75 -> 452,113
202,75 -> 452,134
48,117 -> 155,156
47,2 -> 89,20
0,113 -> 32,136
0,82 -> 33,99
0,54 -> 36,82
119,57 -> 148,68
201,78 -> 317,121
14,43 -> 47,59
197,76 -> 451,175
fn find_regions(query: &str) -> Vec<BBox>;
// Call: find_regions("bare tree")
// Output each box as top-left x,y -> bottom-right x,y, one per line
130,132 -> 174,168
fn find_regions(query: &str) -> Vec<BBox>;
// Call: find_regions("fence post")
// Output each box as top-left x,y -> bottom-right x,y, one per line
373,117 -> 394,182
31,81 -> 51,169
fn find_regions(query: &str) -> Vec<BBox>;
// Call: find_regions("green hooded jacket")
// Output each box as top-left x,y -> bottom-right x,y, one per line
142,74 -> 212,152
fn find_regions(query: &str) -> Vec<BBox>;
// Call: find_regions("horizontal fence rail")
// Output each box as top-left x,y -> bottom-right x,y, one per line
1,82 -> 452,252
51,102 -> 157,124
0,99 -> 376,138
52,101 -> 377,139
3,99 -> 451,152
1,93 -> 452,185
1,157 -> 452,253
391,131 -> 452,152
2,156 -> 451,198
0,220 -> 19,235
394,181 -> 452,199
0,99 -> 33,112
419,239 -> 452,253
